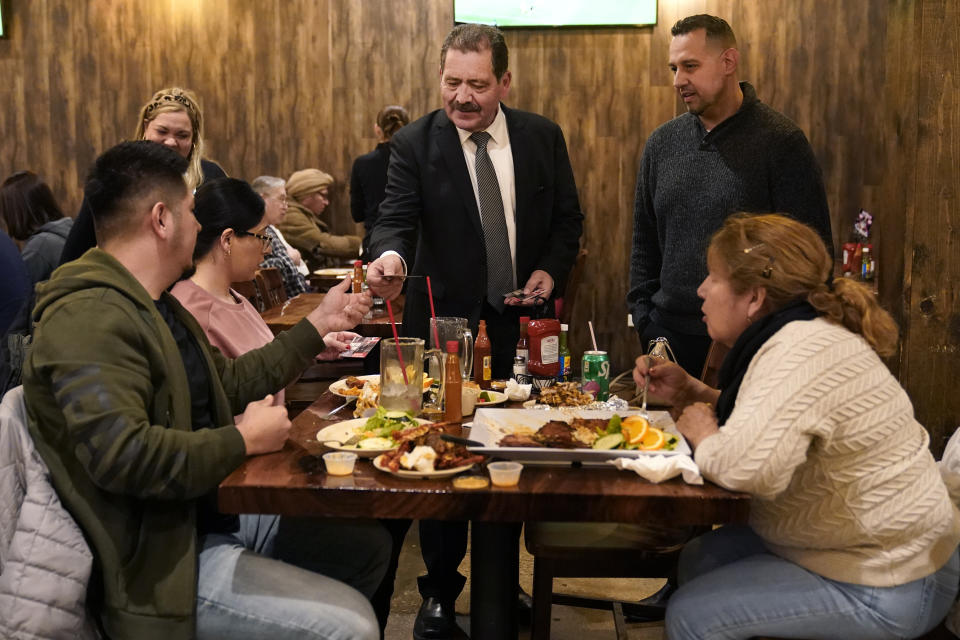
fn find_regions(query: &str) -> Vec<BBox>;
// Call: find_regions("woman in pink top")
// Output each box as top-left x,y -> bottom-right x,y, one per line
173,177 -> 355,410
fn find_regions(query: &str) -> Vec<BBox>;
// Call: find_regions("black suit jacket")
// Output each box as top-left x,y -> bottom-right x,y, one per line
369,105 -> 583,343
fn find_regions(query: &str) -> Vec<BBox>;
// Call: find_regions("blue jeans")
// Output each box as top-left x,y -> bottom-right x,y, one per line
666,525 -> 959,640
196,514 -> 391,640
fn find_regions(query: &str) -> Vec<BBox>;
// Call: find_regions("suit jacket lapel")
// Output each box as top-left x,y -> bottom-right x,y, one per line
433,111 -> 484,238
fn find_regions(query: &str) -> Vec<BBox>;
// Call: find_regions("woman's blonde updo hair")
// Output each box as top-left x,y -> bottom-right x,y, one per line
133,87 -> 205,190
709,213 -> 898,356
376,105 -> 410,140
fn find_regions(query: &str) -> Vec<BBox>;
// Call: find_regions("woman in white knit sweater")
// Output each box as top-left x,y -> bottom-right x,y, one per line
637,214 -> 960,639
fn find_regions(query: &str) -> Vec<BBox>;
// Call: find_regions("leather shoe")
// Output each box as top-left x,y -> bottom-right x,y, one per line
413,596 -> 468,640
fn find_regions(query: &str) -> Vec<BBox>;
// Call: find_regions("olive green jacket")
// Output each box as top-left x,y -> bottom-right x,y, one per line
277,200 -> 361,271
23,249 -> 325,640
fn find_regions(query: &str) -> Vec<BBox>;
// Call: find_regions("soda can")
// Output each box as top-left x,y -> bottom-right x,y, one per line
581,350 -> 610,401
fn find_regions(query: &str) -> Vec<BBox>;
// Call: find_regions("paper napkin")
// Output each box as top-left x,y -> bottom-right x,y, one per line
608,455 -> 703,485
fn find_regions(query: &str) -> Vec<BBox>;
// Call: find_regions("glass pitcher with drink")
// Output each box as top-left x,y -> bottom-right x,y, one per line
428,317 -> 473,380
380,337 -> 445,413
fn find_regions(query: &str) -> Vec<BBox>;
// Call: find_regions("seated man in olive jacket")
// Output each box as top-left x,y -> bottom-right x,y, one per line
23,141 -> 387,640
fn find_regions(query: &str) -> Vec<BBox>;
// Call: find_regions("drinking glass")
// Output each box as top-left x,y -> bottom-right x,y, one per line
429,317 -> 474,379
380,338 -> 444,413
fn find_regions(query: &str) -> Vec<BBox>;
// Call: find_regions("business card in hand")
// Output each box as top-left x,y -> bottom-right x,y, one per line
340,336 -> 380,359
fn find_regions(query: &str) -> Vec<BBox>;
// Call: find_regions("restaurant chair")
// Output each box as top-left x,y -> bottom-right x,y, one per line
231,278 -> 265,312
524,342 -> 727,640
255,267 -> 288,309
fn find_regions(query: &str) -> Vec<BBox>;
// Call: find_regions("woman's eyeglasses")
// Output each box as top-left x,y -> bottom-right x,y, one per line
234,230 -> 272,251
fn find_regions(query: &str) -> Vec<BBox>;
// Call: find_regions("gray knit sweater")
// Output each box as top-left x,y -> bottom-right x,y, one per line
628,82 -> 832,335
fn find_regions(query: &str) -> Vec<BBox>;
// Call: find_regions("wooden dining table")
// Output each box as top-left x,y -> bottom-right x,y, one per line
260,293 -> 404,338
219,391 -> 751,640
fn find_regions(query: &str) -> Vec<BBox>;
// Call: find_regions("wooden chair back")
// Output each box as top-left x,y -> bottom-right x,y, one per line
231,279 -> 264,312
255,268 -> 287,309
699,341 -> 729,388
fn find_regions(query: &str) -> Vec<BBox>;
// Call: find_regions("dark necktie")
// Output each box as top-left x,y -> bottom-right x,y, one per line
470,131 -> 513,312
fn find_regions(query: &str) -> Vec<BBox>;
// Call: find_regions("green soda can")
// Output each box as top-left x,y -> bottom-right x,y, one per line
580,350 -> 610,401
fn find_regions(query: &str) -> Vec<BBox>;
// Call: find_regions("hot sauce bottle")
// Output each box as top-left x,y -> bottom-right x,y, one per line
515,316 -> 530,375
473,320 -> 493,389
444,340 -> 462,421
352,260 -> 364,294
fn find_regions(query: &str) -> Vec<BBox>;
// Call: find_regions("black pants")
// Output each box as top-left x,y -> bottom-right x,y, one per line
639,320 -> 713,378
416,520 -> 522,603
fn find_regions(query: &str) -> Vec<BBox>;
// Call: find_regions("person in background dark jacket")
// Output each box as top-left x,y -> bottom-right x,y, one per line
59,86 -> 226,265
0,171 -> 73,285
350,105 -> 410,261
0,230 -> 28,336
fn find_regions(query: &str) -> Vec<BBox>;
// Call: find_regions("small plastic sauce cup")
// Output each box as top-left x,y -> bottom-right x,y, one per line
487,461 -> 523,487
461,386 -> 481,416
323,452 -> 358,476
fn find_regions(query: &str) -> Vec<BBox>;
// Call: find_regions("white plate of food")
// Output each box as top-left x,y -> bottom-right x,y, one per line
316,413 -> 428,457
372,454 -> 476,479
312,267 -> 354,277
329,375 -> 379,398
467,408 -> 690,463
472,389 -> 509,408
329,374 -> 434,399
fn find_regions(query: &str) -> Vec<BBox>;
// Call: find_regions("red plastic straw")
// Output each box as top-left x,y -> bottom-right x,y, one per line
426,276 -> 441,350
386,299 -> 408,384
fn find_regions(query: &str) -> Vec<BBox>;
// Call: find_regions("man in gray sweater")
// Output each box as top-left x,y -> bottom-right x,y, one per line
628,14 -> 832,375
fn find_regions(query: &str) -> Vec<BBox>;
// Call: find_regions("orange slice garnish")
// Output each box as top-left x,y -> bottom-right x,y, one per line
621,416 -> 650,445
638,427 -> 665,450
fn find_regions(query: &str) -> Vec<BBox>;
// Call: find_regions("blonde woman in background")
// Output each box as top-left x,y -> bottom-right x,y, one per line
60,86 -> 226,264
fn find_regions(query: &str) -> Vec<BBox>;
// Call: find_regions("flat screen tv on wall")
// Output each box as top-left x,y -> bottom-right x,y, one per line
454,0 -> 657,28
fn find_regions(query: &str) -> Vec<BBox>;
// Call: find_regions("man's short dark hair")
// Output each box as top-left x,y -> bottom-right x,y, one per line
441,23 -> 508,80
671,14 -> 737,49
85,140 -> 188,243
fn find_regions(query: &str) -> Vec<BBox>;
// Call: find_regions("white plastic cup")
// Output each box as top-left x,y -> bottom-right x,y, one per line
323,451 -> 358,476
487,461 -> 523,487
462,386 -> 481,416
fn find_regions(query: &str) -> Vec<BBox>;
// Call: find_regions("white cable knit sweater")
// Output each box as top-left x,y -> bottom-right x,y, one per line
696,317 -> 960,587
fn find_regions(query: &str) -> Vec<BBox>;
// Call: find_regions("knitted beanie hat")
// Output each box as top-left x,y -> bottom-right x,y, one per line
286,169 -> 334,203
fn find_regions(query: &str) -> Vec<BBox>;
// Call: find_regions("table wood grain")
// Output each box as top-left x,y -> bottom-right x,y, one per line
260,293 -> 404,338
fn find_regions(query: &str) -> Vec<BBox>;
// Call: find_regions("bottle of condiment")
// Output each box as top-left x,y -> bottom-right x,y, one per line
473,320 -> 493,389
515,316 -> 530,376
527,318 -> 561,378
557,324 -> 572,382
352,260 -> 364,294
444,340 -> 462,421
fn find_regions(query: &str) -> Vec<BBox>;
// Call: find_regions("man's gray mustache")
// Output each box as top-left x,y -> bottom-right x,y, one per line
454,102 -> 481,112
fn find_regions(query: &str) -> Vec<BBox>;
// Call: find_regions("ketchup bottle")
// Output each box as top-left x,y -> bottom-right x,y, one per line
527,318 -> 561,377
444,340 -> 462,421
473,320 -> 492,389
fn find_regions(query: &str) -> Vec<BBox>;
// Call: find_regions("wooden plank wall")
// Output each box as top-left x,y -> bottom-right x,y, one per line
1,0 -> 957,449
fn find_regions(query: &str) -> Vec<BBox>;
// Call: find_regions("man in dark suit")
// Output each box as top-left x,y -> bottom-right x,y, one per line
367,23 -> 583,639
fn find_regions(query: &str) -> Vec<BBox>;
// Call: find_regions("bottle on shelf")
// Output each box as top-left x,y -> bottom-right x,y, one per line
473,320 -> 492,389
443,340 -> 462,421
861,245 -> 875,281
557,323 -> 572,382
